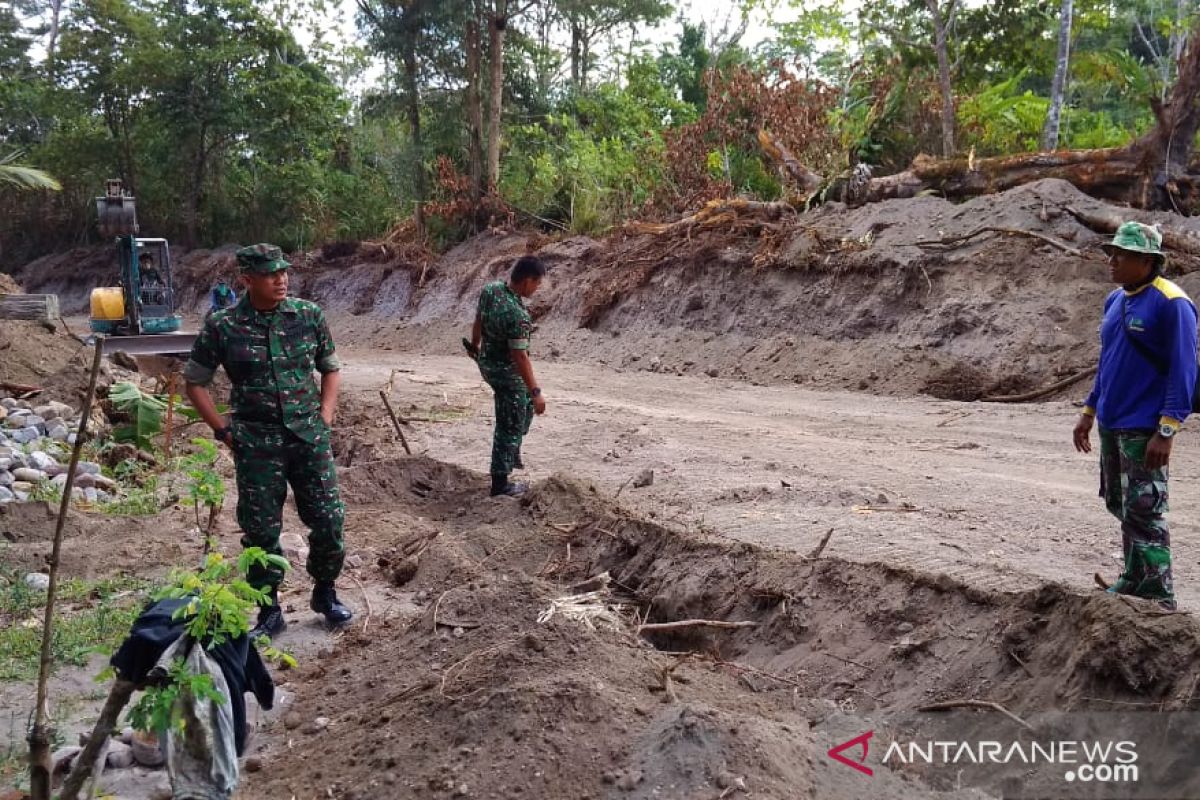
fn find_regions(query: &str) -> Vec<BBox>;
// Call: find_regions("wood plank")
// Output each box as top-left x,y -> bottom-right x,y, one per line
0,293 -> 59,322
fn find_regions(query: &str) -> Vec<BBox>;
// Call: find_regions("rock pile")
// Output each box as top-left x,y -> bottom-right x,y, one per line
0,396 -> 115,504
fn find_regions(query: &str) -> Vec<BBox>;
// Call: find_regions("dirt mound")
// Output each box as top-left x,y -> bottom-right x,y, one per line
0,499 -> 196,578
18,178 -> 1200,398
0,320 -> 87,395
0,273 -> 20,294
241,461 -> 1200,800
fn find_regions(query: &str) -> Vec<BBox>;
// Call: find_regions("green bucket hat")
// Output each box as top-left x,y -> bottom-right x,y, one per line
1100,221 -> 1165,264
236,243 -> 290,274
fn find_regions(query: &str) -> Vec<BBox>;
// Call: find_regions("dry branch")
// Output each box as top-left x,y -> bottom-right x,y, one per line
980,366 -> 1097,403
638,619 -> 759,633
912,226 -> 1082,256
59,679 -> 136,800
919,699 -> 1034,731
30,339 -> 104,800
379,390 -> 412,455
807,528 -> 835,560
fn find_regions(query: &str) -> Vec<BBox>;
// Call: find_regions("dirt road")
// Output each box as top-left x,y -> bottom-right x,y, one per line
342,351 -> 1200,610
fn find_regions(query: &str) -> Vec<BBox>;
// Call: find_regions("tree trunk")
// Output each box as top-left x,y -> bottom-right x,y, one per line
401,32 -> 425,233
465,9 -> 484,208
486,0 -> 507,194
45,0 -> 63,80
1041,0 -> 1073,151
926,0 -> 958,157
570,20 -> 582,93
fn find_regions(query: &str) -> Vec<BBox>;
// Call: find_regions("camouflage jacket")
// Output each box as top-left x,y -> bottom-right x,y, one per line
477,281 -> 532,376
183,295 -> 340,443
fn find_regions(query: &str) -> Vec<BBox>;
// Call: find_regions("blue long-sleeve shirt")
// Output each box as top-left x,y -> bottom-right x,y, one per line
1085,276 -> 1198,430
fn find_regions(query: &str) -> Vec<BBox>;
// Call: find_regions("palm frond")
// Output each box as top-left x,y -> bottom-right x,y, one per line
0,152 -> 62,191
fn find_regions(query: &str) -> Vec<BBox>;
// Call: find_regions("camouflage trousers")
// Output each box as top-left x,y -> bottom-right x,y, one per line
481,366 -> 533,477
1098,427 -> 1173,602
233,421 -> 345,590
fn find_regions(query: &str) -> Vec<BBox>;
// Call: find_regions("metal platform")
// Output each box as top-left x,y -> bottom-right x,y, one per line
94,332 -> 198,356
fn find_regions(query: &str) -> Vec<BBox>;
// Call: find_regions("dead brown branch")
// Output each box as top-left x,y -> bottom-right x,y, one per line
912,226 -> 1082,256
981,366 -> 1098,403
638,619 -> 759,633
919,699 -> 1034,731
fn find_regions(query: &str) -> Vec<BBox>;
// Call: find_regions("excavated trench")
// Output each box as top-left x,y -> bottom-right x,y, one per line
240,457 -> 1200,800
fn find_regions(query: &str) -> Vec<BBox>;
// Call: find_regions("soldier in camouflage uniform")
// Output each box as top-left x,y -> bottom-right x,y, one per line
469,256 -> 548,496
183,244 -> 352,637
1074,222 -> 1198,611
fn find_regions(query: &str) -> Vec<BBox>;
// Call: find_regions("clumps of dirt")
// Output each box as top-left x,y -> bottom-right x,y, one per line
242,459 -> 1200,800
0,500 -> 194,578
0,320 -> 87,395
0,272 -> 21,294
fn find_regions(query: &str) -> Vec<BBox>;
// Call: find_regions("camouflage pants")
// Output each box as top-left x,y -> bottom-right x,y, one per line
482,366 -> 533,477
233,421 -> 345,590
1099,427 -> 1173,602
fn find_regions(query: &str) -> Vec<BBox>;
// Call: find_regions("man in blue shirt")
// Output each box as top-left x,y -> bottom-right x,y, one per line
1074,221 -> 1198,611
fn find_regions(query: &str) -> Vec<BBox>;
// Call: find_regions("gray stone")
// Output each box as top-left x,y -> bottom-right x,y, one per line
29,451 -> 57,471
13,489 -> 29,502
52,745 -> 82,774
11,427 -> 39,444
51,473 -> 68,488
0,486 -> 13,502
0,471 -> 12,488
44,463 -> 66,477
23,415 -> 46,431
120,726 -> 135,744
7,453 -> 28,470
0,458 -> 10,471
35,401 -> 74,421
47,423 -> 69,442
130,730 -> 165,767
77,461 -> 102,476
84,487 -> 98,503
24,572 -> 50,591
12,481 -> 32,492
0,397 -> 17,410
631,469 -> 654,488
96,490 -> 113,502
12,467 -> 47,483
106,740 -> 135,769
67,432 -> 78,445
91,474 -> 118,491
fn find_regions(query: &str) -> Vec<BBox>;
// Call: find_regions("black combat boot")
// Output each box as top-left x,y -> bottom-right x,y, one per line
513,449 -> 524,470
249,589 -> 286,641
311,582 -> 353,626
490,473 -> 528,497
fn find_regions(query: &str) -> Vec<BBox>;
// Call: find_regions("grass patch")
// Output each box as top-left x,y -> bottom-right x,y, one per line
0,571 -> 148,682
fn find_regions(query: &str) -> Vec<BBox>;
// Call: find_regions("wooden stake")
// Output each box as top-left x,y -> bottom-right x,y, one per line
379,390 -> 412,455
29,338 -> 104,800
163,372 -> 176,461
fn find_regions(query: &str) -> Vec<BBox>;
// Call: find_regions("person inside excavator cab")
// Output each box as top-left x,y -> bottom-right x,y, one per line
139,252 -> 165,306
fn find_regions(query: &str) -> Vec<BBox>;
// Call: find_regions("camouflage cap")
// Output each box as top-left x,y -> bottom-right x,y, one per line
236,243 -> 290,274
1101,221 -> 1165,263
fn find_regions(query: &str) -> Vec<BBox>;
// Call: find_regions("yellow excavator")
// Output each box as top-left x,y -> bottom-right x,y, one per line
90,180 -> 197,355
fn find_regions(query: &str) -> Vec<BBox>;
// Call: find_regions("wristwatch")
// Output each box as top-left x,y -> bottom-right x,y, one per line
1158,423 -> 1177,439
531,387 -> 542,397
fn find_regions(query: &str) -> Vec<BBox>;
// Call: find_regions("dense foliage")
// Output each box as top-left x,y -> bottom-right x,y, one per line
0,0 -> 1191,262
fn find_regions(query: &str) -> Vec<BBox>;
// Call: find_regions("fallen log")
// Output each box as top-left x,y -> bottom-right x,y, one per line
0,293 -> 59,323
1065,205 -> 1200,257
